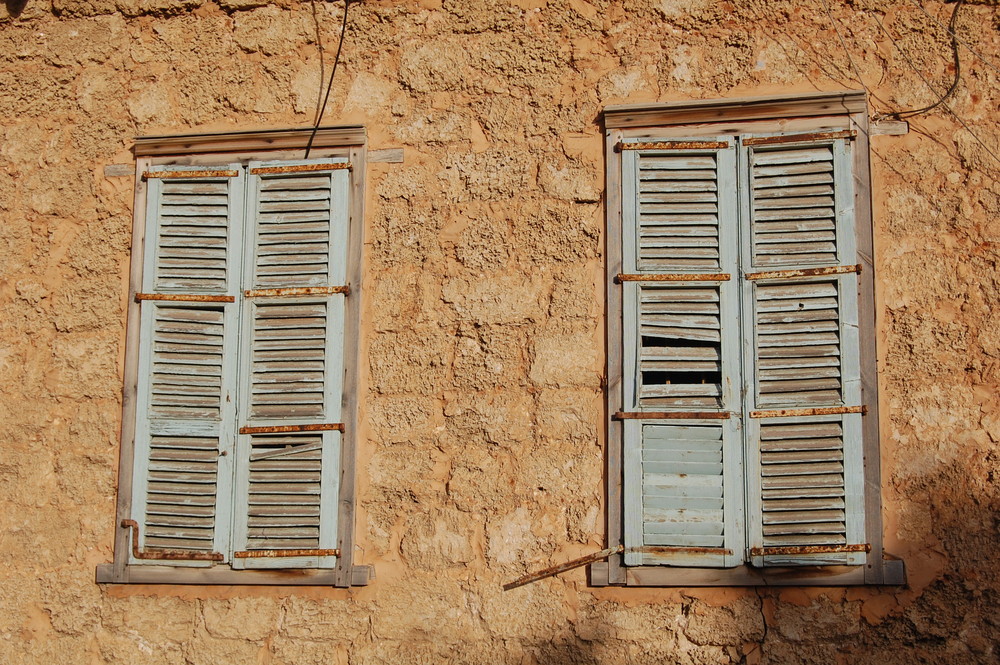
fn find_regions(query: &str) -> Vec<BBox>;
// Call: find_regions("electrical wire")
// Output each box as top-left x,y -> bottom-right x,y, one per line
888,0 -> 964,119
310,0 -> 327,127
304,0 -> 351,159
908,0 -> 1000,80
869,7 -> 1000,172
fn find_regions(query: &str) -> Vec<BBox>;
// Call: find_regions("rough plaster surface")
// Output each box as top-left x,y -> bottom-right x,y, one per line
1,0 -> 998,663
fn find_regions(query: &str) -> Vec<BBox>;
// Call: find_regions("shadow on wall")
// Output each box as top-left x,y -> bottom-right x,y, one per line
5,0 -> 28,18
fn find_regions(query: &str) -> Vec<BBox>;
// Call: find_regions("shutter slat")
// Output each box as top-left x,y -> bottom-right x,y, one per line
636,151 -> 722,271
750,144 -> 838,267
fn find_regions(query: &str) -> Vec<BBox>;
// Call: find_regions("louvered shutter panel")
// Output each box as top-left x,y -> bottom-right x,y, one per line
232,160 -> 349,569
130,166 -> 243,564
621,140 -> 744,568
741,136 -> 866,566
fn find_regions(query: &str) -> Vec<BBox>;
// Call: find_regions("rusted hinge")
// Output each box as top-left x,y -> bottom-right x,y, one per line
749,544 -> 870,557
121,519 -> 224,562
750,405 -> 866,419
614,411 -> 730,420
244,286 -> 349,298
618,141 -> 729,151
234,549 -> 340,559
239,423 -> 344,435
745,265 -> 861,281
616,273 -> 731,283
743,130 -> 856,146
250,163 -> 351,175
142,170 -> 239,180
135,293 -> 235,303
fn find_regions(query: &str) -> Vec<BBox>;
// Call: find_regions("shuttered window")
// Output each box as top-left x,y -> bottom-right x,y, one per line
616,131 -> 873,574
126,158 -> 353,573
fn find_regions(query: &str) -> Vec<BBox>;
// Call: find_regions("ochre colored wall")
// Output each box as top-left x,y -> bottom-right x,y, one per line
1,1 -> 998,663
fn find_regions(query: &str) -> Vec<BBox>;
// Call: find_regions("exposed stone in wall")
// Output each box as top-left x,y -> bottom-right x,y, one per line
1,1 -> 998,663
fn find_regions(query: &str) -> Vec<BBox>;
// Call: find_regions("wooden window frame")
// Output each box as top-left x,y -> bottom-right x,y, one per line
97,127 -> 372,586
593,91 -> 905,587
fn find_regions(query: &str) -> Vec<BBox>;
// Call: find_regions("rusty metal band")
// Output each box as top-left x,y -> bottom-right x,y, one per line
616,273 -> 731,283
135,293 -> 235,303
239,423 -> 344,435
743,130 -> 856,146
614,411 -> 730,420
640,546 -> 733,556
142,170 -> 239,179
121,519 -> 224,562
250,163 -> 351,175
745,265 -> 861,281
749,543 -> 870,557
619,141 -> 729,151
750,405 -> 866,419
233,549 -> 340,559
244,286 -> 349,298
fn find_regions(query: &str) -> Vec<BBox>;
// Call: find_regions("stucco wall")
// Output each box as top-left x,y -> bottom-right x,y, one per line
1,0 -> 998,663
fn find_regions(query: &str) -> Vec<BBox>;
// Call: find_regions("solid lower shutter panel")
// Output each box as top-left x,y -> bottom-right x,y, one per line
232,160 -> 349,569
131,166 -> 243,564
743,136 -> 866,566
621,141 -> 744,568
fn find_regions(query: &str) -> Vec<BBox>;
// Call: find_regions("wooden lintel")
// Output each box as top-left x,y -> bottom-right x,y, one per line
135,293 -> 235,303
244,286 -> 349,298
603,91 -> 867,129
750,405 -> 866,419
142,170 -> 239,179
239,423 -> 344,435
745,265 -> 860,281
614,411 -> 730,420
619,141 -> 729,151
135,126 -> 366,157
743,130 -> 855,146
250,163 -> 350,175
616,273 -> 730,283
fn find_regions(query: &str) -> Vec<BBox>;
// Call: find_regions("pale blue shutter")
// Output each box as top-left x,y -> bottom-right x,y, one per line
620,140 -> 744,568
129,165 -> 244,564
232,159 -> 350,569
740,136 -> 867,566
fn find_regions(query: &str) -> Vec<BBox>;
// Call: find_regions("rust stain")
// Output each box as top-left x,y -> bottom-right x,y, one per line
614,411 -> 731,420
743,130 -> 856,146
616,273 -> 731,283
244,286 -> 349,298
749,543 -> 870,557
120,519 -> 224,562
135,293 -> 235,303
239,423 -> 345,435
619,141 -> 729,151
142,170 -> 239,179
250,163 -> 351,175
750,405 -> 866,419
745,264 -> 861,281
233,549 -> 340,559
